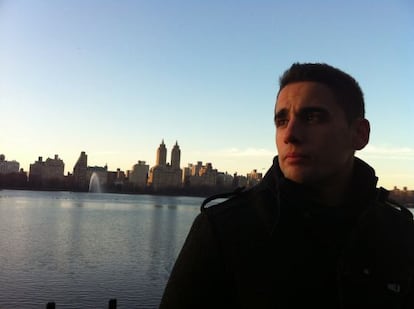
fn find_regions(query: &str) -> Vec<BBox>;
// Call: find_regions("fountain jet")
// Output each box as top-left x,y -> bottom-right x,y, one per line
89,172 -> 102,193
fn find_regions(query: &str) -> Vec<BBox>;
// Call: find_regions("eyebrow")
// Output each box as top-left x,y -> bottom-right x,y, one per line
299,106 -> 329,115
274,106 -> 330,122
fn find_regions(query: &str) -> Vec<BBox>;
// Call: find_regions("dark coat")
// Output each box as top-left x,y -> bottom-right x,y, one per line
160,157 -> 414,308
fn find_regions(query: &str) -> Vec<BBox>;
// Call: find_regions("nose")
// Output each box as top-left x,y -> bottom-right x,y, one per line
283,117 -> 302,144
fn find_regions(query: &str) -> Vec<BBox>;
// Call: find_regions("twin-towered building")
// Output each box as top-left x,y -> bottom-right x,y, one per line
147,140 -> 182,190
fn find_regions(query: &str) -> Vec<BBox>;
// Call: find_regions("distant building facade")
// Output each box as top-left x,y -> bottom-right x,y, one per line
390,186 -> 414,207
216,172 -> 234,188
129,160 -> 149,189
148,140 -> 183,191
0,154 -> 20,174
247,169 -> 263,187
183,161 -> 218,187
73,151 -> 88,191
0,154 -> 26,188
106,168 -> 126,192
29,154 -> 64,187
233,173 -> 248,188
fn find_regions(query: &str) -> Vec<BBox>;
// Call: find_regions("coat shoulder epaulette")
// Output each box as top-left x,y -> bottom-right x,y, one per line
199,183 -> 272,219
200,186 -> 246,212
376,187 -> 413,221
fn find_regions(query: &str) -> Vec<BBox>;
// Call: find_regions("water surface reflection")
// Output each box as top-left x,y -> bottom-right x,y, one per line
0,190 -> 202,308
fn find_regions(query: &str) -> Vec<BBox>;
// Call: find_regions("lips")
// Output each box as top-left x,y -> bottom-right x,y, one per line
284,153 -> 310,164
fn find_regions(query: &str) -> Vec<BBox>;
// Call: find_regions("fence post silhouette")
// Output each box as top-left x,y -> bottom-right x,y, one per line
45,299 -> 117,308
46,302 -> 55,309
108,298 -> 117,309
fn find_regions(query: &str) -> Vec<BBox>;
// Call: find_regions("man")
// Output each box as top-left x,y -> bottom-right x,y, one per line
160,63 -> 414,308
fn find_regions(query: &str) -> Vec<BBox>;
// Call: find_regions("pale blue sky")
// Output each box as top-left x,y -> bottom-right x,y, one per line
1,0 -> 413,189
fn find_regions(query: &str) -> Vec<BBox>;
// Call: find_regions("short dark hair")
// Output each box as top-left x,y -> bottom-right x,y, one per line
278,63 -> 365,123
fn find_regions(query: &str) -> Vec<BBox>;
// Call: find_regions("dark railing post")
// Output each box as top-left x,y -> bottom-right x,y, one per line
108,298 -> 117,309
46,302 -> 55,309
46,299 -> 118,308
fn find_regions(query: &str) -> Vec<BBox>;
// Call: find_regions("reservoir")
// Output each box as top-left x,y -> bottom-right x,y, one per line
2,189 -> 412,308
0,190 -> 203,308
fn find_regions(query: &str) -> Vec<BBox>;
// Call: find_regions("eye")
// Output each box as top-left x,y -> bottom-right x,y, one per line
303,110 -> 328,124
306,112 -> 320,123
274,110 -> 290,128
275,116 -> 288,128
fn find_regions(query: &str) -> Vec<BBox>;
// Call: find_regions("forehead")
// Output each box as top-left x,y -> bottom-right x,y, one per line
275,81 -> 339,112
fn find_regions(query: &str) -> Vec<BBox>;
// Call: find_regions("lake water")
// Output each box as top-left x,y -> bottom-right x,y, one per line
1,190 -> 412,308
0,190 -> 203,309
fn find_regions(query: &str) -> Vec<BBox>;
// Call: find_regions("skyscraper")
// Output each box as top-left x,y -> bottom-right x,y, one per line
73,151 -> 88,191
171,141 -> 181,169
156,139 -> 167,166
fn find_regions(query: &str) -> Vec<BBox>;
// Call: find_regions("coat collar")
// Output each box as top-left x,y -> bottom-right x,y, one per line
255,156 -> 379,234
262,156 -> 378,205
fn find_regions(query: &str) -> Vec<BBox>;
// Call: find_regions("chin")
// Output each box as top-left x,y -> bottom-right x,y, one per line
284,173 -> 310,184
282,168 -> 313,184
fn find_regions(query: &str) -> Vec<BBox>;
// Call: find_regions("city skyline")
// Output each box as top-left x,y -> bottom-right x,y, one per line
1,139 -> 263,177
1,140 -> 264,194
1,139 -> 414,191
1,1 -> 413,190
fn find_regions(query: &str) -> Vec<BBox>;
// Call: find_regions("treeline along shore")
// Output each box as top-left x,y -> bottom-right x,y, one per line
0,170 -> 249,198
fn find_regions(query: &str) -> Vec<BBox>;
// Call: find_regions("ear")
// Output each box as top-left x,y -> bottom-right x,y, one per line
352,118 -> 370,150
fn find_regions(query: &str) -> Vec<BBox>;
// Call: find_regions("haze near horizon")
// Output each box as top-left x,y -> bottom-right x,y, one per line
1,0 -> 413,189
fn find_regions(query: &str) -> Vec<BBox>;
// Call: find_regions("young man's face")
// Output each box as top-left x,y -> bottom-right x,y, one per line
275,81 -> 364,187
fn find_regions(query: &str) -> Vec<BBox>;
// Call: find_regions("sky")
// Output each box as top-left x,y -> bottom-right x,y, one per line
1,0 -> 413,190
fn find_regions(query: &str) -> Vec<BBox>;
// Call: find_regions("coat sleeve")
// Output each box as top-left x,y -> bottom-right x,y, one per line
159,212 -> 232,308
